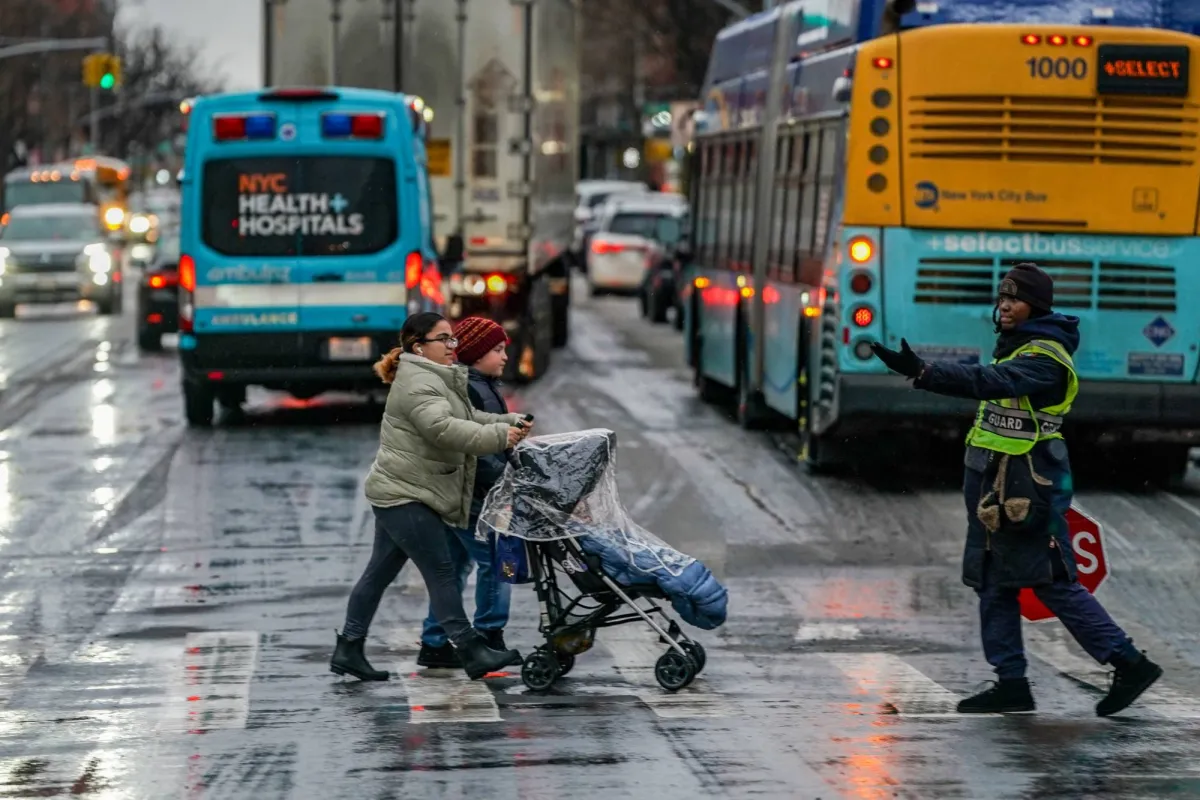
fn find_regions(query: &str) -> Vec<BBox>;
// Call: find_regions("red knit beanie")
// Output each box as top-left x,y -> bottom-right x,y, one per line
454,316 -> 509,365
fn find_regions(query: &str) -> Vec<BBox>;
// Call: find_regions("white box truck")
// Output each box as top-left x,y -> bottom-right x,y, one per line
264,0 -> 579,381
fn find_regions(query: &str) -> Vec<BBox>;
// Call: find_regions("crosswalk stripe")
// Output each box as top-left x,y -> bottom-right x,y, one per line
1026,628 -> 1200,719
796,622 -> 862,642
378,628 -> 502,723
177,631 -> 260,732
825,652 -> 961,717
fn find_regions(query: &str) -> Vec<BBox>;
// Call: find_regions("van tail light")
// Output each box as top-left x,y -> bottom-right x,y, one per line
405,251 -> 422,289
179,254 -> 196,292
178,254 -> 195,333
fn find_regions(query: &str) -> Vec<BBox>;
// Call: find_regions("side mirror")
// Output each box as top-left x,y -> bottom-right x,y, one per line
832,75 -> 854,103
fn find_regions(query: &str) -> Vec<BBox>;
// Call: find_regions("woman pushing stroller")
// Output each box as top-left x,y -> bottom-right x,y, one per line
331,312 -> 531,681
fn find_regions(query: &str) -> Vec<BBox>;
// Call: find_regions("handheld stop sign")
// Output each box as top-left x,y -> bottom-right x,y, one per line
1019,506 -> 1109,622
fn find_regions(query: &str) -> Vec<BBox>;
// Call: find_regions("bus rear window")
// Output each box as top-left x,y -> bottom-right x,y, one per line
4,180 -> 89,210
202,157 -> 398,256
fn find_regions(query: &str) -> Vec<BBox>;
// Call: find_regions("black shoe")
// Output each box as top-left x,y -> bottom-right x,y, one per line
454,630 -> 522,680
957,678 -> 1036,714
417,642 -> 461,669
1097,653 -> 1163,717
480,629 -> 507,651
330,632 -> 389,681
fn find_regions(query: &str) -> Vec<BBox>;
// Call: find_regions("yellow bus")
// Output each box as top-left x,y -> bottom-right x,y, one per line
2,156 -> 133,232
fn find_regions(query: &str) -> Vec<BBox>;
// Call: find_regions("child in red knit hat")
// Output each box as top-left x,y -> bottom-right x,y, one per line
418,316 -> 522,667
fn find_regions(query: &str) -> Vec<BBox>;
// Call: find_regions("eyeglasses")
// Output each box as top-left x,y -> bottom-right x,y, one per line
422,336 -> 458,348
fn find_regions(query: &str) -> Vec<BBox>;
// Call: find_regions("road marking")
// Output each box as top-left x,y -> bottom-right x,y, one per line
795,623 -> 862,642
1026,628 -> 1200,719
825,652 -> 961,717
601,629 -> 731,719
398,662 -> 502,724
178,631 -> 259,732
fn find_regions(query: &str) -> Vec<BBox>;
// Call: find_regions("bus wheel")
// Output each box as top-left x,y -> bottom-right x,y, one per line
184,381 -> 215,428
800,419 -> 842,475
1118,443 -> 1191,488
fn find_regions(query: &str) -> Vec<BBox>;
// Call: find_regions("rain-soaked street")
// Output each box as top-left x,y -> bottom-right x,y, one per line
1,278 -> 1199,799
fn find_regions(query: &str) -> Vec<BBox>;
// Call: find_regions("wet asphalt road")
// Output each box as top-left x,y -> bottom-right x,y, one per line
1,276 -> 1199,799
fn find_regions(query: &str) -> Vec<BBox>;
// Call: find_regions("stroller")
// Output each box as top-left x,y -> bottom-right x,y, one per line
477,428 -> 728,693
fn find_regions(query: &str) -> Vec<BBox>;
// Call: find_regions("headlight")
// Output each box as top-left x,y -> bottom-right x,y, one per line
0,247 -> 8,276
103,207 -> 125,229
129,215 -> 150,234
83,243 -> 111,273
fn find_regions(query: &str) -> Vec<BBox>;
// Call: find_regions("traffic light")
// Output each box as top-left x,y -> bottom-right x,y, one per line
82,53 -> 121,90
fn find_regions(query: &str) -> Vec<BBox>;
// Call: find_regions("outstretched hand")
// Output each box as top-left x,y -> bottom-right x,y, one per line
870,338 -> 924,378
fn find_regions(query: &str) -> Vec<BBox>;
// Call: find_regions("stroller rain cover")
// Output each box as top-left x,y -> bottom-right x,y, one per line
478,429 -> 728,630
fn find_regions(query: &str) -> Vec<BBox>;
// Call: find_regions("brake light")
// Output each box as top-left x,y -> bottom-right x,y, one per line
405,251 -> 422,288
1022,34 -> 1041,45
873,57 -> 893,69
485,274 -> 509,295
1074,35 -> 1093,46
179,254 -> 195,292
853,307 -> 874,327
591,240 -> 627,255
322,113 -> 385,139
848,237 -> 874,263
1048,34 -> 1067,46
149,274 -> 166,289
0,213 -> 8,227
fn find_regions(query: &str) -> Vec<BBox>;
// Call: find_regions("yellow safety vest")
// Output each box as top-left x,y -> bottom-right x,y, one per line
964,339 -> 1078,456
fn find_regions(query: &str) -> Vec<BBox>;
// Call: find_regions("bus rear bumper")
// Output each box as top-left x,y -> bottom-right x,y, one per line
181,331 -> 394,392
835,374 -> 1200,435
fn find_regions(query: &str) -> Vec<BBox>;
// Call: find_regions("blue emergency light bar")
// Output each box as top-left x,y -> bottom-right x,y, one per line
213,113 -> 277,141
321,112 -> 385,139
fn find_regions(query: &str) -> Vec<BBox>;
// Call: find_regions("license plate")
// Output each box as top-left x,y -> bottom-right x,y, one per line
151,290 -> 176,301
1097,44 -> 1190,97
327,336 -> 372,361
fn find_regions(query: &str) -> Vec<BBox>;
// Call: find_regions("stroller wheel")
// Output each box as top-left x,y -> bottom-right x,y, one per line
655,650 -> 696,692
682,641 -> 707,674
555,652 -> 576,677
521,651 -> 560,692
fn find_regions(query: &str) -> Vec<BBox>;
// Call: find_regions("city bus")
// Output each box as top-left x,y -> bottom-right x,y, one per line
686,0 -> 1200,484
177,87 -> 442,426
2,156 -> 132,232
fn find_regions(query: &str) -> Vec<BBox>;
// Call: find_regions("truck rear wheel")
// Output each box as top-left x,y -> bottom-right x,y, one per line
184,381 -> 215,427
551,292 -> 569,348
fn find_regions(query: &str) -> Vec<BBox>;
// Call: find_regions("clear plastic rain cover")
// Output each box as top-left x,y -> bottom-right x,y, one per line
477,429 -> 695,578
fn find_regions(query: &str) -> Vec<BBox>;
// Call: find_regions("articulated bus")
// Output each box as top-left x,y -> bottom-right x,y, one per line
178,87 -> 442,426
2,156 -> 132,231
686,0 -> 1200,484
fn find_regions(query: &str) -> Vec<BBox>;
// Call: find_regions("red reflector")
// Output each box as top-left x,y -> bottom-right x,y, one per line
853,307 -> 874,327
351,114 -> 384,138
850,273 -> 872,294
1074,35 -> 1093,46
470,236 -> 488,246
405,251 -> 422,289
207,371 -> 224,380
1022,34 -> 1041,45
147,313 -> 163,323
1048,34 -> 1066,46
872,57 -> 893,69
179,254 -> 196,292
213,115 -> 246,140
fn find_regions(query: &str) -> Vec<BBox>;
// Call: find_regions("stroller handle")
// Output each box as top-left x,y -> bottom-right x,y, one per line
507,414 -> 534,468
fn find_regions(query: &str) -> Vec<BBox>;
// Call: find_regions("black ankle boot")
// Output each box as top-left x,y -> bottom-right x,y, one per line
481,629 -> 507,651
330,632 -> 389,681
957,678 -> 1035,713
1097,653 -> 1163,717
454,630 -> 521,680
417,641 -> 461,668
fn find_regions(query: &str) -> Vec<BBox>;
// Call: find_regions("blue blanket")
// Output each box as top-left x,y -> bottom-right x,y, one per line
576,530 -> 728,630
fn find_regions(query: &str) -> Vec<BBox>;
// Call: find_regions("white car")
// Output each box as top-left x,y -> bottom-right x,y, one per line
586,196 -> 687,296
571,180 -> 648,265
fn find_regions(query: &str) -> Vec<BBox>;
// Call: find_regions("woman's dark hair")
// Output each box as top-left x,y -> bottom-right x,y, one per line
374,311 -> 448,384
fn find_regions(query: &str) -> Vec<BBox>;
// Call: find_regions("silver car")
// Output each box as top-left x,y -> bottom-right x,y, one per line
0,203 -> 122,317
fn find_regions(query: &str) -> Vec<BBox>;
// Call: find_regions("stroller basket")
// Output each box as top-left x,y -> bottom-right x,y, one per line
479,429 -> 720,693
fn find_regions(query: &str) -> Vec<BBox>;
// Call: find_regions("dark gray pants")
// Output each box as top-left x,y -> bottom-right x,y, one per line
342,503 -> 472,645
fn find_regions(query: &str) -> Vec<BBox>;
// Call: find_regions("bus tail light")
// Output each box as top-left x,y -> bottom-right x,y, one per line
1074,35 -> 1093,46
850,273 -> 872,294
872,57 -> 893,69
1048,34 -> 1067,46
848,237 -> 874,263
405,252 -> 422,289
852,306 -> 874,327
322,113 -> 385,139
260,88 -> 339,101
1022,34 -> 1041,45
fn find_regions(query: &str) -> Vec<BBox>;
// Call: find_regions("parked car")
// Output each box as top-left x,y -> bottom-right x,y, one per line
586,194 -> 687,296
571,180 -> 648,270
136,227 -> 180,350
0,203 -> 122,317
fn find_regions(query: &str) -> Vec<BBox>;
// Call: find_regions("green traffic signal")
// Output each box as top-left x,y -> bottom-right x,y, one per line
99,72 -> 115,90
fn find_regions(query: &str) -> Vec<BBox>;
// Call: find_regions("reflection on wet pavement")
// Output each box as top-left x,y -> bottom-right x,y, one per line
0,287 -> 1197,798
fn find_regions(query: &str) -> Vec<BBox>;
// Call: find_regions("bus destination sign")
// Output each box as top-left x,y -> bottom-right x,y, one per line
1097,44 -> 1189,97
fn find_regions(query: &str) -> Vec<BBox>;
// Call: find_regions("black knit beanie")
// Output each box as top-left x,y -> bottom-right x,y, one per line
999,262 -> 1053,314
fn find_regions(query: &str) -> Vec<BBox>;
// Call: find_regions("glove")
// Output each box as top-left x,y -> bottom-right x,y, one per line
870,338 -> 924,378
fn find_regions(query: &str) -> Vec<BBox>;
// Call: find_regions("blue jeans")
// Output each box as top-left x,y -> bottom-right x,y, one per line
977,552 -> 1140,680
421,523 -> 512,647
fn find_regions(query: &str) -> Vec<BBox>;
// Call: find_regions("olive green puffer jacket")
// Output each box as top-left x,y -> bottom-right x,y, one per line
364,353 -> 523,528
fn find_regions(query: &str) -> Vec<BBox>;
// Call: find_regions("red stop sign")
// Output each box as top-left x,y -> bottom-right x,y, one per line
1019,506 -> 1109,622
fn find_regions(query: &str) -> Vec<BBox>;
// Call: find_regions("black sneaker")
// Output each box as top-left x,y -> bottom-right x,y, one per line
417,642 -> 461,669
957,678 -> 1036,714
481,629 -> 507,651
1097,653 -> 1163,717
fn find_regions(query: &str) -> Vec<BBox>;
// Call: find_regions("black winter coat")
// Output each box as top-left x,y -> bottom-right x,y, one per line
466,367 -> 510,521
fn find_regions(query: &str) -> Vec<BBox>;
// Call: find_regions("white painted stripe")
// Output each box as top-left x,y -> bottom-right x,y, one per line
601,629 -> 731,719
1026,628 -> 1200,719
175,631 -> 260,731
796,623 -> 861,642
194,282 -> 406,308
825,652 -> 961,717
